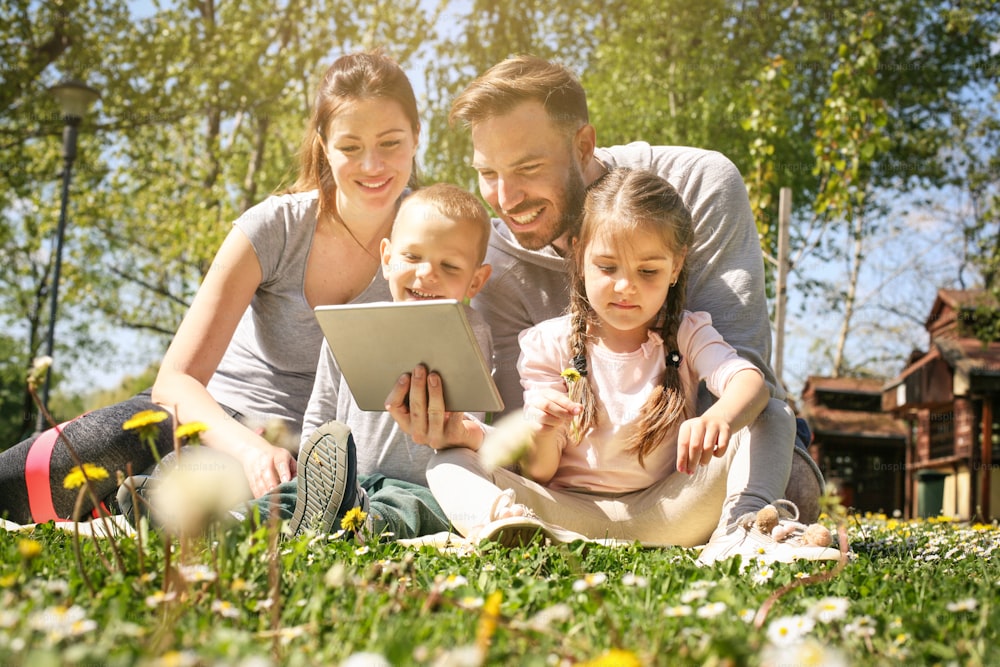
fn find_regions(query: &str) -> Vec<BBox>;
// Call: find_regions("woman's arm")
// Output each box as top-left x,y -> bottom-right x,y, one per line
152,227 -> 296,497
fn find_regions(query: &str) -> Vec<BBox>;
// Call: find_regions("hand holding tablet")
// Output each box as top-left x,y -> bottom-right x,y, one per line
314,300 -> 503,413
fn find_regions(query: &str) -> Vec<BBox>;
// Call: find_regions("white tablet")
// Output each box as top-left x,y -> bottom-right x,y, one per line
314,299 -> 504,413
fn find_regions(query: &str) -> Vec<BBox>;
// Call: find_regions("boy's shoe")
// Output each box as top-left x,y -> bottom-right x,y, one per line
116,474 -> 156,528
471,489 -> 590,547
696,500 -> 843,567
289,420 -> 366,536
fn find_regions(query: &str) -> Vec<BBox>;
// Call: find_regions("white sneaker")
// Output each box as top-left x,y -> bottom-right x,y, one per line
696,500 -> 843,567
471,489 -> 591,547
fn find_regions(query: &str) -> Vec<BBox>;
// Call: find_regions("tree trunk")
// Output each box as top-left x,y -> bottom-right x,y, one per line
832,210 -> 864,377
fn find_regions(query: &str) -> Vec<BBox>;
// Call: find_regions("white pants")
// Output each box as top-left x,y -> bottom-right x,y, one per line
426,398 -> 795,547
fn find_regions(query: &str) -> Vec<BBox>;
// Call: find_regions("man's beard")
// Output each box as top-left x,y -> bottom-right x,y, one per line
511,165 -> 587,251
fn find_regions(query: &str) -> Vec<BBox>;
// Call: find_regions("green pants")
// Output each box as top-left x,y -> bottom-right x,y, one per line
252,473 -> 451,540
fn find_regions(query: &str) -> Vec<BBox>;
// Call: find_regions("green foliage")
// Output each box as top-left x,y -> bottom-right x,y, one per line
0,516 -> 999,664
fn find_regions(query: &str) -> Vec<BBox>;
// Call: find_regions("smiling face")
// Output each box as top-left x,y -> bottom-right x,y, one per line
323,97 -> 418,222
470,101 -> 590,252
583,226 -> 685,352
380,200 -> 492,303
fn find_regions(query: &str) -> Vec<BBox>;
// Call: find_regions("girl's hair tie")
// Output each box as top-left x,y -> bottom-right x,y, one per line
571,353 -> 588,377
667,351 -> 683,369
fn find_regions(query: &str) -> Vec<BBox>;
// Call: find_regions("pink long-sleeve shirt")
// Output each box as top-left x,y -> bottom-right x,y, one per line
517,310 -> 762,494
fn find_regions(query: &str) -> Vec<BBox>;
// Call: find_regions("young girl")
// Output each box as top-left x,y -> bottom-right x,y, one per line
426,169 -> 841,564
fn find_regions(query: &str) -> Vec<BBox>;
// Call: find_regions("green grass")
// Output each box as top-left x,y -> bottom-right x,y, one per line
1,513 -> 998,666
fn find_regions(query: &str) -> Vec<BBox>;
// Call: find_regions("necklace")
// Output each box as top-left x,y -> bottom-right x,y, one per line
327,208 -> 390,261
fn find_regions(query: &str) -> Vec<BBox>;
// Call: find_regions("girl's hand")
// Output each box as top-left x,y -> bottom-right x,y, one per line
523,387 -> 581,437
676,414 -> 731,475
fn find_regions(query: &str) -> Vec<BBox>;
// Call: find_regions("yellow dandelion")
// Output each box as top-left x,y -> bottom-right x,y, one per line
579,649 -> 643,667
122,409 -> 169,431
340,507 -> 368,533
18,539 -> 42,560
175,421 -> 208,442
560,367 -> 581,384
63,463 -> 110,490
475,591 -> 503,654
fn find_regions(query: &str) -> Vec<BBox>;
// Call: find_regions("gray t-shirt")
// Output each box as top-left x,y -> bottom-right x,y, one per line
472,142 -> 780,416
206,190 -> 389,440
302,284 -> 493,486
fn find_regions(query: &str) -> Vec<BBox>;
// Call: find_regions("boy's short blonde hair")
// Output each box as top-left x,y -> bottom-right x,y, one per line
397,183 -> 491,263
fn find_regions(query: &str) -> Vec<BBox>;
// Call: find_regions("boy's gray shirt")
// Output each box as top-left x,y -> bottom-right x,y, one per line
302,275 -> 494,486
472,142 -> 781,416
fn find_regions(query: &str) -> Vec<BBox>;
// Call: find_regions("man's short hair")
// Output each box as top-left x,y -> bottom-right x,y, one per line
449,55 -> 589,134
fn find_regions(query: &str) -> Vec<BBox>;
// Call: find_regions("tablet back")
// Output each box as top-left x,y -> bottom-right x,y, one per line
314,300 -> 504,413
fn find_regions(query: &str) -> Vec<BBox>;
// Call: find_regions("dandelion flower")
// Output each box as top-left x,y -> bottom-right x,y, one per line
340,507 -> 368,533
475,591 -> 503,654
18,538 -> 42,560
560,367 -> 582,384
578,649 -> 642,667
122,409 -> 169,431
174,421 -> 208,442
62,463 -> 110,489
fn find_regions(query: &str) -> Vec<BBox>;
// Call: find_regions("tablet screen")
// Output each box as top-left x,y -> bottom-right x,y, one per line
314,300 -> 504,413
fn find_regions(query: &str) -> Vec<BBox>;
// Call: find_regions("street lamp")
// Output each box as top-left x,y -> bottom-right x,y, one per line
36,78 -> 100,432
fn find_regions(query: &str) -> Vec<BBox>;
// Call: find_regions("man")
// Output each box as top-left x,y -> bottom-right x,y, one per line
391,55 -> 824,527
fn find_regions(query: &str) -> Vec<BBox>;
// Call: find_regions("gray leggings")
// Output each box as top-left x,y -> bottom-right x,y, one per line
0,391 -> 240,524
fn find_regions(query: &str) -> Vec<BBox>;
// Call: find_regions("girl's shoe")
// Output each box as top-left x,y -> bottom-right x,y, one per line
471,489 -> 591,547
696,499 -> 843,567
289,421 -> 367,536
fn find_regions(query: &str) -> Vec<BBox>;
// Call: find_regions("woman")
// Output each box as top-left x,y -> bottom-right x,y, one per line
0,50 -> 420,523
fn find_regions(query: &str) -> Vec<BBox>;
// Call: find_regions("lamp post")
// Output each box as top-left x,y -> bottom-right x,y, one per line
35,79 -> 100,433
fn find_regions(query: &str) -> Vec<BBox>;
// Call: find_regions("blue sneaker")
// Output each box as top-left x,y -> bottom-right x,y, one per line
289,421 -> 365,536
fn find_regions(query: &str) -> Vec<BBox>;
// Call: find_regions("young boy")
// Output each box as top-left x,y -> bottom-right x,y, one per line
287,182 -> 495,538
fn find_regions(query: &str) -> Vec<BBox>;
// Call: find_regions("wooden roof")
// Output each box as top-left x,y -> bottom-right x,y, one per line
801,376 -> 908,440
